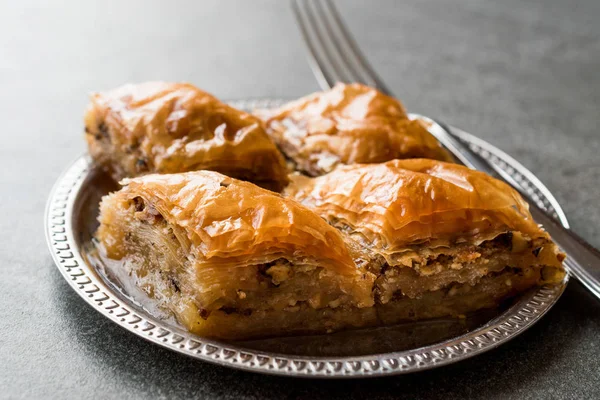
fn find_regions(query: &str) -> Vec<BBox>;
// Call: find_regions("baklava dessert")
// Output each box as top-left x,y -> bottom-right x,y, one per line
95,163 -> 564,339
90,82 -> 565,340
255,83 -> 453,176
285,159 -> 565,325
85,82 -> 289,189
97,171 -> 376,339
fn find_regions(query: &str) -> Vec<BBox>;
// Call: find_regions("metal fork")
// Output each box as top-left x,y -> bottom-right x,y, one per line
292,0 -> 600,299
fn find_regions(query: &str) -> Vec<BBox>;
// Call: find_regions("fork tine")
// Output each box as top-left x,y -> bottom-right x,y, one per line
311,0 -> 370,86
294,0 -> 359,89
320,0 -> 392,94
292,0 -> 393,94
291,0 -> 337,89
293,0 -> 370,89
307,0 -> 358,84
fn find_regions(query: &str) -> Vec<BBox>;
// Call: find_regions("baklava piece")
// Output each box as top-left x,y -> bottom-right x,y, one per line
255,83 -> 453,176
96,171 -> 376,340
285,159 -> 566,325
85,82 -> 288,190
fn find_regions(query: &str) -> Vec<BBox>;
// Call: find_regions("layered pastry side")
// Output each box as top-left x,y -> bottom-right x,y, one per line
85,82 -> 289,190
96,171 -> 377,340
285,159 -> 566,326
254,83 -> 453,176
95,161 -> 565,340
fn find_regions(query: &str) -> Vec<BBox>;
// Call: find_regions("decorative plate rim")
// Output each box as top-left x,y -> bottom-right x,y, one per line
45,98 -> 569,378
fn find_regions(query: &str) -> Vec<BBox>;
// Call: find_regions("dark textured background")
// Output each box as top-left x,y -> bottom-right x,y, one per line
1,0 -> 599,398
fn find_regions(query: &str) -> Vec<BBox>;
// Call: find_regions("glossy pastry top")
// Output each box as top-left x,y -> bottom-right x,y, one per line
255,83 -> 453,176
110,170 -> 366,276
85,82 -> 288,186
285,159 -> 546,260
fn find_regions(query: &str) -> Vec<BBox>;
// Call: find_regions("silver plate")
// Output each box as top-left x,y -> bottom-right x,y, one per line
45,98 -> 569,378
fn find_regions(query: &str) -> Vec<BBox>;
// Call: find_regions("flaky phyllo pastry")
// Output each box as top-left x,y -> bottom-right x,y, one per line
90,82 -> 564,339
285,159 -> 565,324
96,161 -> 565,339
97,171 -> 376,339
85,82 -> 288,189
255,83 -> 453,176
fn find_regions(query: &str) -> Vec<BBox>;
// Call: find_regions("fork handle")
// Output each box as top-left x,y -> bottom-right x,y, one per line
527,203 -> 600,296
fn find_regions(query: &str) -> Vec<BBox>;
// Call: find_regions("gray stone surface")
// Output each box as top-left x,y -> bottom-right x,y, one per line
0,0 -> 599,398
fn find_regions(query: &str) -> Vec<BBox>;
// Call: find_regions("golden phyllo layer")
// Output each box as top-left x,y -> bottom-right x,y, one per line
85,82 -> 288,189
255,83 -> 453,176
285,159 -> 549,257
97,171 -> 375,338
285,159 -> 565,307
